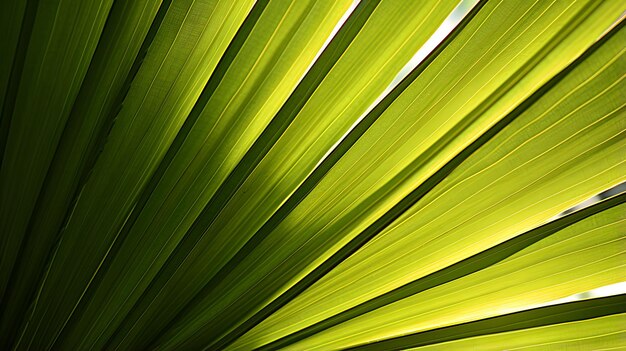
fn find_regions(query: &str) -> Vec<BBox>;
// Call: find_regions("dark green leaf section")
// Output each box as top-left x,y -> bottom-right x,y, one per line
348,294 -> 626,350
49,2 -> 271,350
0,0 -> 37,170
10,0 -> 256,348
261,192 -> 626,350
0,0 -> 114,330
0,2 -> 165,347
78,0 -> 173,187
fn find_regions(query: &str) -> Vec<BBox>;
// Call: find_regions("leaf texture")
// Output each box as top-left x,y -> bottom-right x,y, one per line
0,0 -> 624,350
226,1 -> 626,349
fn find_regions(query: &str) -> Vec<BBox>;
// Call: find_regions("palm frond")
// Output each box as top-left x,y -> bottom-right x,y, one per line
0,0 -> 624,350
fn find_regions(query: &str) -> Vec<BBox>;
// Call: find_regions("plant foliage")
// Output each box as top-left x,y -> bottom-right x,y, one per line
0,0 -> 624,350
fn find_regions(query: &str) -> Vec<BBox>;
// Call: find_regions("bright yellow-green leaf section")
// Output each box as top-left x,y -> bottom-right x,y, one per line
228,1 -> 626,349
285,202 -> 625,350
109,1 -> 459,349
410,313 -> 626,351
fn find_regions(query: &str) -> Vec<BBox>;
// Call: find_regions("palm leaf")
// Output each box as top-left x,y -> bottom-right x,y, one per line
406,312 -> 626,351
0,0 -> 624,350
